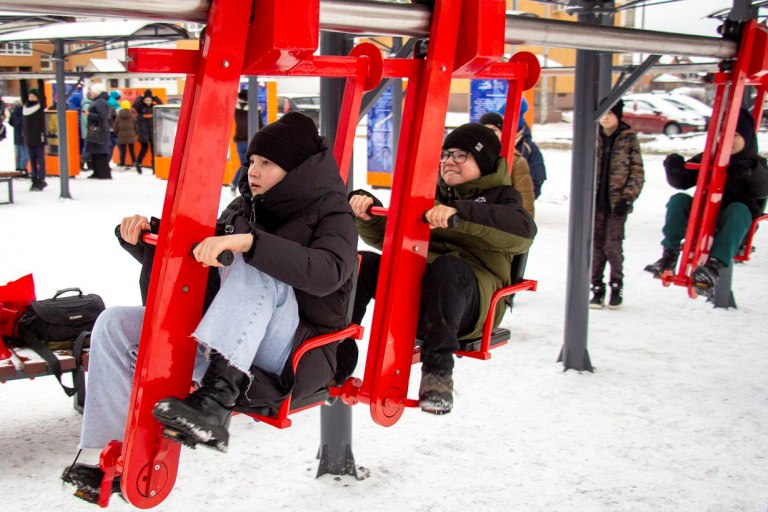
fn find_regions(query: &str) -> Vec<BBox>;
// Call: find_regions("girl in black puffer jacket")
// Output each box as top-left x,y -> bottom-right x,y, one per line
65,113 -> 358,503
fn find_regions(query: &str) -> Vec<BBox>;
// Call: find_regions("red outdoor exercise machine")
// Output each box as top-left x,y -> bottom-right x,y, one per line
79,0 -> 541,507
660,19 -> 768,305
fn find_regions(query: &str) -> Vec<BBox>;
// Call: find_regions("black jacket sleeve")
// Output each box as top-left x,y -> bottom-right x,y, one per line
666,154 -> 701,190
244,208 -> 358,298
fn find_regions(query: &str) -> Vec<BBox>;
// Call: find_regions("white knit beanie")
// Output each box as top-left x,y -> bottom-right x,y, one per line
89,83 -> 106,97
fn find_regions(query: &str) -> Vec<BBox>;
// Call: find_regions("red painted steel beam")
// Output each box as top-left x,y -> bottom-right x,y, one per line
116,0 -> 252,507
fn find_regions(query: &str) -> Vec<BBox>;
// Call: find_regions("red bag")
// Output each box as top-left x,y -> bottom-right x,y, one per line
0,274 -> 36,338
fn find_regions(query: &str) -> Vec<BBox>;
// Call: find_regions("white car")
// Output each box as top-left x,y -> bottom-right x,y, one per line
655,93 -> 713,126
623,93 -> 707,136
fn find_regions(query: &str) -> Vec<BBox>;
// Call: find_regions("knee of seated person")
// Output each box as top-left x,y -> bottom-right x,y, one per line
91,306 -> 140,344
667,192 -> 692,209
423,255 -> 473,288
723,202 -> 751,222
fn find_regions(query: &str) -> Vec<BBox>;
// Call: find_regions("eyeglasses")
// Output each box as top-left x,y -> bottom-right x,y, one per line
440,150 -> 468,164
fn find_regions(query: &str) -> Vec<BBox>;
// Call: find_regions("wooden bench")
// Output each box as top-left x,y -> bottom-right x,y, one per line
0,171 -> 24,205
0,341 -> 89,411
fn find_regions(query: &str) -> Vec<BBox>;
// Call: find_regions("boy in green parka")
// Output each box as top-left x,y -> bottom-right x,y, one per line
346,123 -> 537,414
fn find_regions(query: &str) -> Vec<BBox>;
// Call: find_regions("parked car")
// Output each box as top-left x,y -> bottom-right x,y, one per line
278,94 -> 320,125
655,93 -> 713,126
623,93 -> 707,136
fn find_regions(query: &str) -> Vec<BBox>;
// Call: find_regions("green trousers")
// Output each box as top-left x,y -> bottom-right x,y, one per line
661,193 -> 752,267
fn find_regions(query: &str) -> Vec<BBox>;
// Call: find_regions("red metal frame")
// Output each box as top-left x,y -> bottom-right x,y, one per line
661,20 -> 768,298
94,0 -> 541,506
733,214 -> 768,262
245,324 -> 364,428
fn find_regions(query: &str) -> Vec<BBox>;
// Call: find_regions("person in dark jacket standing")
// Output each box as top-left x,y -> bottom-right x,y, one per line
62,112 -> 358,504
590,100 -> 644,309
9,99 -> 29,175
85,83 -> 113,180
645,108 -> 768,297
21,79 -> 47,190
132,89 -> 163,173
347,123 -> 536,414
113,100 -> 138,171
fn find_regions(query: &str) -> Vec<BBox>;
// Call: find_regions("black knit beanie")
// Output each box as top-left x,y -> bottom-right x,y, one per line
442,123 -> 502,176
735,107 -> 755,144
246,112 -> 322,172
479,111 -> 504,132
610,99 -> 624,121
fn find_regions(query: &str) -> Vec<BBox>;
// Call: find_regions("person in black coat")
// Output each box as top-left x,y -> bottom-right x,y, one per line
132,89 -> 163,173
21,79 -> 47,190
85,83 -> 113,179
63,112 -> 358,504
645,108 -> 768,297
9,99 -> 29,175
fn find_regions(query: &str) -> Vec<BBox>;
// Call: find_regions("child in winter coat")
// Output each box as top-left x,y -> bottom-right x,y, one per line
62,112 -> 358,504
345,123 -> 536,414
590,99 -> 644,309
113,100 -> 138,171
645,108 -> 768,297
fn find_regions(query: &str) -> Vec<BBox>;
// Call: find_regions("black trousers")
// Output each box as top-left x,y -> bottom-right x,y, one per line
343,251 -> 480,376
137,141 -> 154,168
90,154 -> 112,179
117,143 -> 136,166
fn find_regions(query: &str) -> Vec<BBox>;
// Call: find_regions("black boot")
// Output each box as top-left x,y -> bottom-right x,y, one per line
608,281 -> 623,309
589,283 -> 606,309
691,258 -> 725,298
61,462 -> 122,505
644,248 -> 680,278
418,369 -> 453,415
152,354 -> 246,452
29,179 -> 41,191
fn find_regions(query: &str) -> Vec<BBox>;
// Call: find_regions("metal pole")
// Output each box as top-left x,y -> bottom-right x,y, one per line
247,76 -> 259,139
559,2 -> 599,372
391,37 -> 403,167
317,30 -> 358,478
54,39 -> 72,199
0,1 -> 737,59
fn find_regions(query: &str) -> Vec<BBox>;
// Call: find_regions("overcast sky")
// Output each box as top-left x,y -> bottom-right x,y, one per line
640,0 -> 746,36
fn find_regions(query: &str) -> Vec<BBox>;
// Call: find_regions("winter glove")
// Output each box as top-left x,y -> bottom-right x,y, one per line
663,153 -> 686,173
613,198 -> 632,216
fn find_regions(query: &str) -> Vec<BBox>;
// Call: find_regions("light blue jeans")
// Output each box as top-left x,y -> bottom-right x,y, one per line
80,255 -> 299,449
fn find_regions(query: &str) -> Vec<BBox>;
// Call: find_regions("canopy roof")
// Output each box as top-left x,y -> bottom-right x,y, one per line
0,19 -> 189,42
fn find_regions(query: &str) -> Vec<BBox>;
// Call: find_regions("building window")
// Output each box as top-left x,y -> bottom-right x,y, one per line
40,54 -> 52,70
0,41 -> 32,55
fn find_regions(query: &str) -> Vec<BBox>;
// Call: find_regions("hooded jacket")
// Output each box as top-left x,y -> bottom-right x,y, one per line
515,122 -> 547,198
354,157 -> 537,339
117,142 -> 358,411
10,104 -> 24,145
85,91 -> 111,155
595,121 -> 645,212
113,109 -> 138,145
22,95 -> 47,147
133,90 -> 163,143
666,136 -> 768,219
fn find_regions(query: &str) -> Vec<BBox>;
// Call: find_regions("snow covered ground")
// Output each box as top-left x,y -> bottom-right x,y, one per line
0,127 -> 766,511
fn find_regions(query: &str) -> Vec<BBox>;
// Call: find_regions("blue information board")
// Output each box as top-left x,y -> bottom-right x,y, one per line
469,79 -> 508,122
367,84 -> 394,174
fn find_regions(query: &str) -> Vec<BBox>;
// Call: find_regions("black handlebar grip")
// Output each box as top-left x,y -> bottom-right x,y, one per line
190,242 -> 234,266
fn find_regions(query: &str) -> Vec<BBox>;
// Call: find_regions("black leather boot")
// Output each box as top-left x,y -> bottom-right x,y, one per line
152,354 -> 247,452
644,248 -> 680,278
